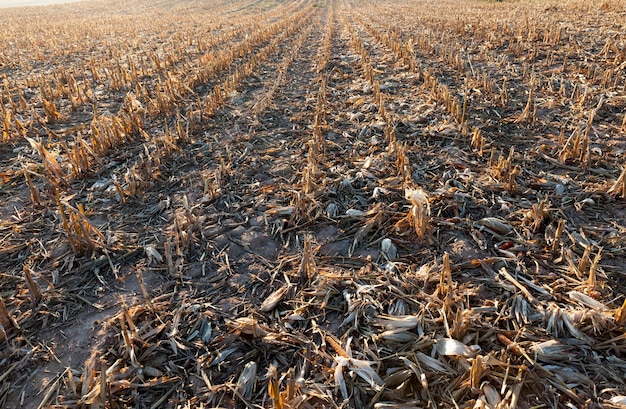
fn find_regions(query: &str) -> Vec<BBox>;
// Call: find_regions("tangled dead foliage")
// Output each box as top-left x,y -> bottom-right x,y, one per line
0,0 -> 625,408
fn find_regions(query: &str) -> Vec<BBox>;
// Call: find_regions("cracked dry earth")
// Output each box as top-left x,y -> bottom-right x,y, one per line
0,0 -> 625,408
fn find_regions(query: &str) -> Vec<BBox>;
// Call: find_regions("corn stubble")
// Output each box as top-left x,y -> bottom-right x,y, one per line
0,0 -> 625,408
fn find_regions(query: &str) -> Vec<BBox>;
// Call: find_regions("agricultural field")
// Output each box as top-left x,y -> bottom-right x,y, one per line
0,0 -> 625,407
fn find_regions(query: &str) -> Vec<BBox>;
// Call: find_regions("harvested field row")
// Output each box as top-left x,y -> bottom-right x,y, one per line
0,0 -> 625,408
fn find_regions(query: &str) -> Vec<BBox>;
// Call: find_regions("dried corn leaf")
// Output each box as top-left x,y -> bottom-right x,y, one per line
260,285 -> 289,312
235,361 -> 258,399
475,217 -> 513,235
530,340 -> 573,361
437,338 -> 478,358
334,356 -> 384,399
227,317 -> 268,338
568,291 -> 609,310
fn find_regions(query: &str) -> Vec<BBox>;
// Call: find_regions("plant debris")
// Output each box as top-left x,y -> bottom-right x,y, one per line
0,0 -> 625,408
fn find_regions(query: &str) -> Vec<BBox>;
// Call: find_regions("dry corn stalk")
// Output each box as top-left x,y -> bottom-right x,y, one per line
550,219 -> 566,252
0,296 -> 13,332
585,247 -> 602,291
23,167 -> 41,206
404,187 -> 430,239
349,204 -> 385,256
267,363 -> 283,409
298,234 -> 317,282
436,253 -> 454,297
395,142 -> 411,181
23,266 -> 42,304
491,146 -> 519,191
469,355 -> 484,389
26,137 -> 66,187
42,98 -> 62,123
524,199 -> 549,234
2,2 -> 626,408
607,165 -> 626,199
615,300 -> 626,326
515,80 -> 535,124
470,126 -> 486,155
558,111 -> 595,167
55,189 -> 106,254
2,110 -> 11,141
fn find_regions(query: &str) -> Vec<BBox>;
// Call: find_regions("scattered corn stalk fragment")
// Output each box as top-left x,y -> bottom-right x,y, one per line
349,204 -> 385,256
584,247 -> 602,292
1,110 -> 11,141
394,142 -> 411,181
436,252 -> 454,297
26,137 -> 67,187
228,316 -> 269,338
475,217 -> 513,237
523,199 -> 549,234
23,167 -> 41,206
615,300 -> 626,326
515,78 -> 536,124
543,303 -> 594,343
547,219 -> 566,252
374,314 -> 418,330
0,297 -> 14,336
61,135 -> 103,177
266,362 -> 309,409
298,234 -> 317,282
470,126 -> 485,155
607,164 -> 626,198
403,187 -> 430,239
288,190 -> 320,228
530,339 -> 573,361
42,98 -> 62,123
55,189 -> 106,254
23,265 -> 42,305
469,355 -> 484,389
260,285 -> 289,312
267,363 -> 282,409
568,290 -> 608,311
559,110 -> 595,167
373,314 -> 418,343
491,147 -> 519,192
